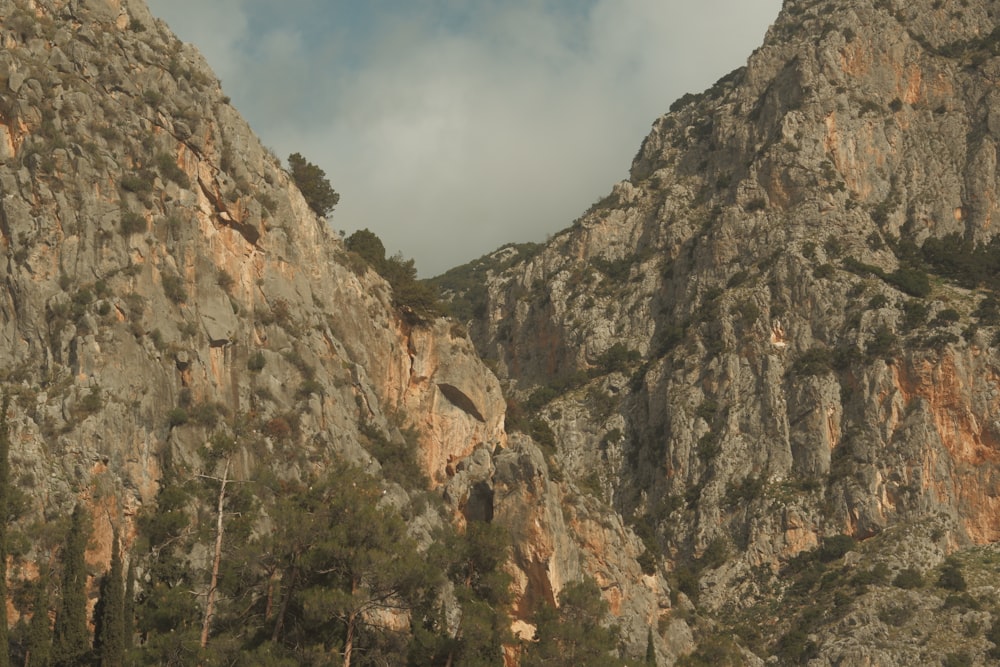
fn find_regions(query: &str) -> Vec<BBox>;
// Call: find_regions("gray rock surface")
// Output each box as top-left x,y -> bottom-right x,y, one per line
440,0 -> 1000,661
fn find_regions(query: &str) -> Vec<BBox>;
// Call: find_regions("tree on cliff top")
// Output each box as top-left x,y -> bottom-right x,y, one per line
288,152 -> 339,218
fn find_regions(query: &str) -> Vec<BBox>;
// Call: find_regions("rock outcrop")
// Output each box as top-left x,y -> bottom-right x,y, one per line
437,0 -> 1000,661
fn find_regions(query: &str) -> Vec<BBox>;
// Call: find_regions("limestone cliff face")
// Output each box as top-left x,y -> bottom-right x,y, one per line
0,2 -> 670,662
10,0 -> 1000,663
445,0 -> 1000,661
0,0 -> 512,609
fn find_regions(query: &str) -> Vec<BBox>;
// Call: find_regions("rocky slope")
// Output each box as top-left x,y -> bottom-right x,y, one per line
437,0 -> 1000,661
0,0 -> 683,664
5,0 -> 1000,663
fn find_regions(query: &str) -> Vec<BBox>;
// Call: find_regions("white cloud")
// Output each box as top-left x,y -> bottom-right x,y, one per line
147,0 -> 783,275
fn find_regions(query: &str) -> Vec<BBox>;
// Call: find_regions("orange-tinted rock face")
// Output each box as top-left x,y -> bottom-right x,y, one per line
396,323 -> 506,486
894,353 -> 1000,542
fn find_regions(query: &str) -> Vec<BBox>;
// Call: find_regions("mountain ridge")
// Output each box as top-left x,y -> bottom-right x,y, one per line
2,0 -> 1000,664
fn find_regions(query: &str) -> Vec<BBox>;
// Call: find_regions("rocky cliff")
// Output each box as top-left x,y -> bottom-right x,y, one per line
0,0 -> 513,509
0,0 -> 677,664
437,0 -> 1000,662
5,0 -> 1000,663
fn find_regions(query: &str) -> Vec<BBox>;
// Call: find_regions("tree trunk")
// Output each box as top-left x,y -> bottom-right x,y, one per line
264,569 -> 276,622
200,459 -> 229,649
271,564 -> 298,643
343,577 -> 360,667
343,609 -> 357,667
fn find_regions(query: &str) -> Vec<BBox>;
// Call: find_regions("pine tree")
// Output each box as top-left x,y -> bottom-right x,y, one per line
521,577 -> 628,667
263,463 -> 438,666
25,567 -> 51,667
645,626 -> 657,666
52,505 -> 90,667
94,530 -> 124,667
123,556 -> 134,652
0,392 -> 10,667
287,152 -> 339,218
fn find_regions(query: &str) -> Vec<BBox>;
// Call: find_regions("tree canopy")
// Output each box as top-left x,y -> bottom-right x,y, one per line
288,152 -> 340,218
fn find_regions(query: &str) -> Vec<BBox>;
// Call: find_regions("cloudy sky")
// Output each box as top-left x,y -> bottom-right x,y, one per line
145,1 -> 783,276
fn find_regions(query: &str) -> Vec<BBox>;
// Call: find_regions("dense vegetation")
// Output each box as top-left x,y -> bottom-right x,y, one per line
344,229 -> 445,322
0,425 -> 635,666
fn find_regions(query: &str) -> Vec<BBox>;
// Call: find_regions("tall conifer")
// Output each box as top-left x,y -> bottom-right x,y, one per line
0,392 -> 10,667
95,530 -> 124,667
52,505 -> 90,667
123,556 -> 134,652
25,568 -> 51,667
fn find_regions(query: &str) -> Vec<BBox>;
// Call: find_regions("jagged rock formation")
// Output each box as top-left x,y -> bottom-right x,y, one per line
437,0 -> 1000,662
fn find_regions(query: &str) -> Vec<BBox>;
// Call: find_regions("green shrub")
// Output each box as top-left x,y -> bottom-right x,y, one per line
216,270 -> 235,293
596,343 -> 640,374
343,229 -> 444,320
296,379 -> 323,399
817,534 -> 856,562
162,274 -> 186,304
696,432 -> 721,463
344,228 -> 386,267
247,352 -> 266,372
363,425 -> 428,490
678,635 -> 744,666
903,299 -> 929,329
975,295 -> 1000,325
142,89 -> 163,106
525,386 -> 559,412
166,408 -> 188,428
695,399 -> 718,423
636,549 -> 657,576
887,266 -> 931,297
776,625 -> 818,664
986,617 -> 1000,659
672,565 -> 700,604
942,593 -> 979,611
868,294 -> 889,309
866,324 -> 897,360
155,152 -> 190,188
878,603 -> 914,626
190,402 -> 223,427
591,255 -> 633,283
938,557 -> 967,591
120,211 -> 146,235
813,263 -> 836,279
852,562 -> 890,588
77,387 -> 103,416
792,347 -> 834,376
699,536 -> 730,570
892,567 -> 924,589
933,308 -> 961,326
942,651 -> 973,667
120,172 -> 153,193
529,419 -> 556,453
